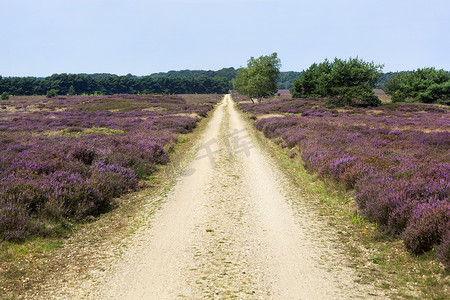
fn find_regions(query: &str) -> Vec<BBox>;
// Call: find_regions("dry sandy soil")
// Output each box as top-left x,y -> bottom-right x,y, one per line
374,89 -> 391,103
45,95 -> 387,299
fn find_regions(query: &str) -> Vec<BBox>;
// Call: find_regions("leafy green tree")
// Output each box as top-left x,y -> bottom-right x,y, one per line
291,57 -> 383,106
233,53 -> 281,103
385,68 -> 450,104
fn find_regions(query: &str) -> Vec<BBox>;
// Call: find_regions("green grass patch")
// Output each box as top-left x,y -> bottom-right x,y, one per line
0,239 -> 63,261
42,127 -> 124,137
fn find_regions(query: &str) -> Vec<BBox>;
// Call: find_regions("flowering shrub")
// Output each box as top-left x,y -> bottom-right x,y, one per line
402,201 -> 450,254
238,96 -> 450,266
0,94 -> 219,241
0,201 -> 44,242
437,230 -> 450,266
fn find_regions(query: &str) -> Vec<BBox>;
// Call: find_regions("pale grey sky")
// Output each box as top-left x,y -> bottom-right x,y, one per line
2,0 -> 449,76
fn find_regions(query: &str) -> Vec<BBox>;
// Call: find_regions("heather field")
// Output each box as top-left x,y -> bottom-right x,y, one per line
236,96 -> 450,266
0,94 -> 221,242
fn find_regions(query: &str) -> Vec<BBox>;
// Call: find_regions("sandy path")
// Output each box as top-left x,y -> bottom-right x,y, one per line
86,95 -> 385,299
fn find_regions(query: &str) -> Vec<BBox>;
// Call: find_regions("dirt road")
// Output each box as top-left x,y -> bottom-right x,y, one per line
85,95 -> 384,299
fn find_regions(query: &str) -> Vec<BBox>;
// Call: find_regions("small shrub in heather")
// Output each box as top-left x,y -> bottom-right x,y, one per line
0,201 -> 43,242
0,94 -> 215,241
71,147 -> 96,165
1,92 -> 9,100
237,94 -> 450,265
89,162 -> 138,202
402,201 -> 450,254
255,116 -> 303,139
436,230 -> 450,266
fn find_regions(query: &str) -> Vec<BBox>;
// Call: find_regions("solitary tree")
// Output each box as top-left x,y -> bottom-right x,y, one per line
233,53 -> 281,103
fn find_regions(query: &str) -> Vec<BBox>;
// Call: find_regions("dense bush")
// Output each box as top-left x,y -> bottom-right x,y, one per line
437,230 -> 450,266
385,68 -> 450,105
290,57 -> 383,107
0,94 -> 220,241
46,89 -> 58,98
238,97 -> 450,266
402,201 -> 449,254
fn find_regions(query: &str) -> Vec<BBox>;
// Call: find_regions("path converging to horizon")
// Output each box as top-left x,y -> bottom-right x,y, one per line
84,95 -> 384,299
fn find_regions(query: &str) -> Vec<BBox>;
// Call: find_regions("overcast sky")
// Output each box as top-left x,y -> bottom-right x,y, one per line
2,0 -> 449,76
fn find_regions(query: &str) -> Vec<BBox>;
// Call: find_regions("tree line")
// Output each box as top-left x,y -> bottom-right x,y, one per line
0,73 -> 231,96
148,68 -> 300,90
1,64 -> 448,105
0,68 -> 303,97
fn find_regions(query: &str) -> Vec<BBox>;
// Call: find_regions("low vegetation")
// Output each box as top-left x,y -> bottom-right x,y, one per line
236,96 -> 450,267
0,94 -> 221,242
